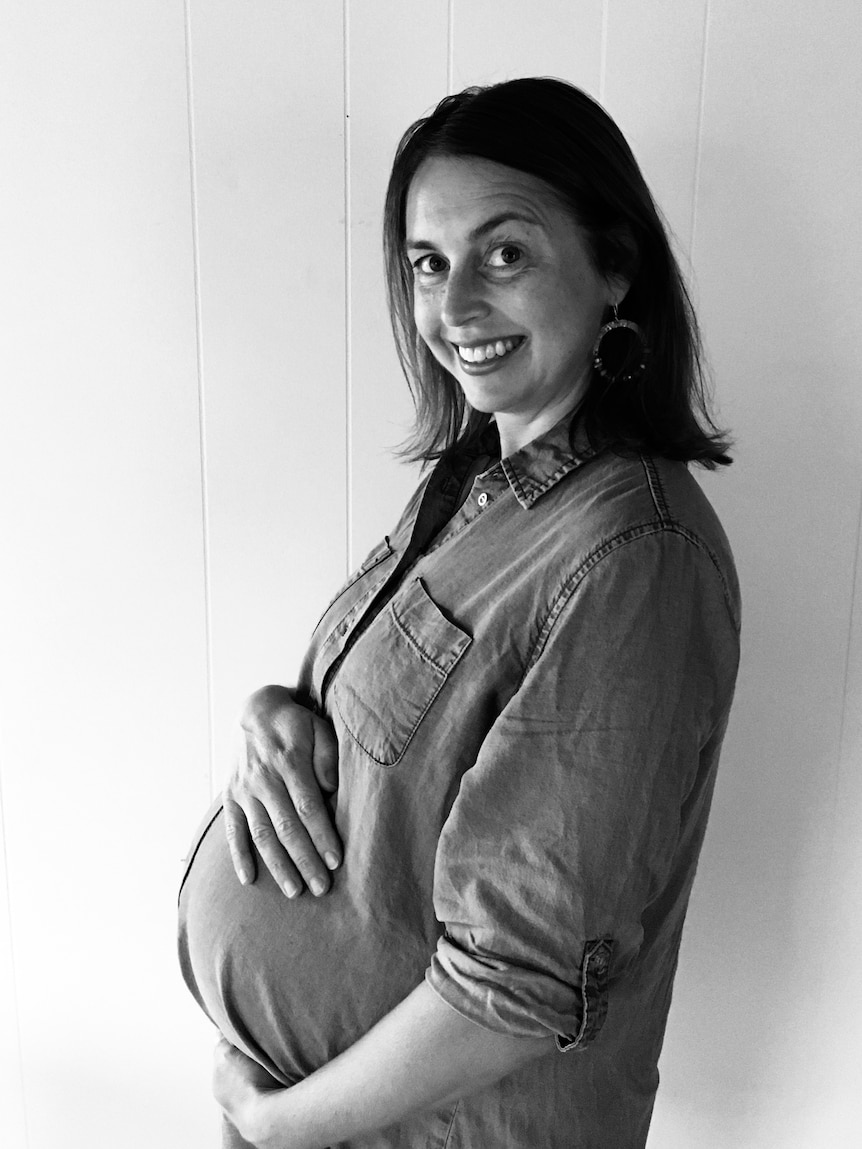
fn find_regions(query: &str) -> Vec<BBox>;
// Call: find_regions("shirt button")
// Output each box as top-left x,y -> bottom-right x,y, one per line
477,492 -> 489,508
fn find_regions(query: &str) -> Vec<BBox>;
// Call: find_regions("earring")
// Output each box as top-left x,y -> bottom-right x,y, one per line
591,304 -> 648,383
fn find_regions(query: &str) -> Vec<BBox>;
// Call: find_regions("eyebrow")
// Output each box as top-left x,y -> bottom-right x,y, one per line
405,211 -> 543,251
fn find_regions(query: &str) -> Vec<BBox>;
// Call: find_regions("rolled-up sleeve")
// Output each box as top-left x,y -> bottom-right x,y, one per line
426,527 -> 740,1048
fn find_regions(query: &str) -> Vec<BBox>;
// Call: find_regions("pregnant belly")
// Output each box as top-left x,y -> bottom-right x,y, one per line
177,800 -> 434,1085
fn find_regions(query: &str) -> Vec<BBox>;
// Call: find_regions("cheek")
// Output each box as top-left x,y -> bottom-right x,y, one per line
536,276 -> 604,342
412,294 -> 428,335
413,296 -> 444,349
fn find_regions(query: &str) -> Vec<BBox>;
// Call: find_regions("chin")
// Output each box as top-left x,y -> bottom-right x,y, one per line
462,394 -> 499,414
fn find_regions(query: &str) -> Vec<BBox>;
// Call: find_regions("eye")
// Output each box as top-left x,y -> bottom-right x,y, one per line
412,253 -> 447,276
488,244 -> 523,269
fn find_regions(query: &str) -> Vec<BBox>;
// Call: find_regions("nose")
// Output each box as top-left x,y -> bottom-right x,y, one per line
440,265 -> 489,329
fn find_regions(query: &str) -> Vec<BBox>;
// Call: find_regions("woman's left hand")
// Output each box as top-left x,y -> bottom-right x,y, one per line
213,1038 -> 286,1145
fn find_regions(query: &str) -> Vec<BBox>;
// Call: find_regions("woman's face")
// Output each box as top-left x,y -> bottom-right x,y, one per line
405,155 -> 626,448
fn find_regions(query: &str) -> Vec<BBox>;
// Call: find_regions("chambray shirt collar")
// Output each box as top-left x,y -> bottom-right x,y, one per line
472,413 -> 599,510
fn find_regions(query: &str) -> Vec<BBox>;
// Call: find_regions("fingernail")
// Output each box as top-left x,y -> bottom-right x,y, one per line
283,880 -> 300,898
324,852 -> 340,871
238,870 -> 249,886
310,877 -> 327,897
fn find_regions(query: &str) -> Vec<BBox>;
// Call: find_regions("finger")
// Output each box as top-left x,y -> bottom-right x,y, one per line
223,796 -> 257,886
230,732 -> 319,895
212,1038 -> 243,1117
263,783 -> 336,895
279,761 -> 342,877
311,715 -> 339,792
260,725 -> 342,877
238,710 -> 341,891
245,796 -> 306,899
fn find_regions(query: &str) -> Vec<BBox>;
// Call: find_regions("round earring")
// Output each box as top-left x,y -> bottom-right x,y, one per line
591,304 -> 648,383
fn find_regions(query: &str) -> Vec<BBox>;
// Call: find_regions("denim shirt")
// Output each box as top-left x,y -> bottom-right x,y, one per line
178,414 -> 740,1149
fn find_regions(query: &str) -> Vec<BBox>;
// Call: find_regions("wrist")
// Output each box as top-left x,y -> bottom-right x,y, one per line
242,1086 -> 312,1149
235,1088 -> 276,1148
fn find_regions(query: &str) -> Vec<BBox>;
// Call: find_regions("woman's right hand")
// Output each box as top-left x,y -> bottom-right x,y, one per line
224,685 -> 341,897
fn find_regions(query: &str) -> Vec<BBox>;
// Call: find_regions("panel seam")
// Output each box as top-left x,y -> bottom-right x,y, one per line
183,0 -> 216,797
0,742 -> 30,1146
831,479 -> 862,888
343,0 -> 353,573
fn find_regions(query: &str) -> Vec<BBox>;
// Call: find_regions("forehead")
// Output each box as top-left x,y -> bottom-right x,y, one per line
404,155 -> 570,241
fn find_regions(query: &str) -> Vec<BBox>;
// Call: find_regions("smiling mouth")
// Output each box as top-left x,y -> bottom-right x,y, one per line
455,336 -> 525,364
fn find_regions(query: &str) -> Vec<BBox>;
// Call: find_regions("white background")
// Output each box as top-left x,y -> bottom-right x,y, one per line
2,1 -> 861,1146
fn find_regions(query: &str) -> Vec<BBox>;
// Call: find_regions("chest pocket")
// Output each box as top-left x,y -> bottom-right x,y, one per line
331,577 -> 471,767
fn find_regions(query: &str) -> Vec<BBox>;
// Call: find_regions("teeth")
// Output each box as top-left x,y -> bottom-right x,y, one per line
457,337 -> 520,363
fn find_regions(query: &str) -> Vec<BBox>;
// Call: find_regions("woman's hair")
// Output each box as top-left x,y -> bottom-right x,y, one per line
383,77 -> 732,467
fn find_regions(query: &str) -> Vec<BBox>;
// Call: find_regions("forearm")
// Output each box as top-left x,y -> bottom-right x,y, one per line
244,981 -> 552,1148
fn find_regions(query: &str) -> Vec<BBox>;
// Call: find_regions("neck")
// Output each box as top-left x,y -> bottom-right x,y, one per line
495,384 -> 587,458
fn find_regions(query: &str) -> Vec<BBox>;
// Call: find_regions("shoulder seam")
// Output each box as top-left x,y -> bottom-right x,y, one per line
520,522 -> 740,680
640,455 -> 671,522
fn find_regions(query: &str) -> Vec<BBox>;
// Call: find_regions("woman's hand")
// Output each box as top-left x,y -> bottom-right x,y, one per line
213,1038 -> 288,1148
224,685 -> 340,897
213,984 -> 551,1149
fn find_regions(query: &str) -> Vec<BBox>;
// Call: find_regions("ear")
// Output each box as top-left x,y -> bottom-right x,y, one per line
601,225 -> 637,306
606,274 -> 631,311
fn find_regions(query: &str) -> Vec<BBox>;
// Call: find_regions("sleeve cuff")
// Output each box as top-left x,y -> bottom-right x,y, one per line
426,933 -> 613,1050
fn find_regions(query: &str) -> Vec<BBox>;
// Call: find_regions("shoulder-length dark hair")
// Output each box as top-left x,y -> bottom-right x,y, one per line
383,77 -> 731,467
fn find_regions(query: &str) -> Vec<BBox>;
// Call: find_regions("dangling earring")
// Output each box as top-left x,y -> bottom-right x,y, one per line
591,304 -> 648,383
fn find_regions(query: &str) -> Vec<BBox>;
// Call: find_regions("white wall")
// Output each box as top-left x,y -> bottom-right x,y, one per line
1,2 -> 859,1146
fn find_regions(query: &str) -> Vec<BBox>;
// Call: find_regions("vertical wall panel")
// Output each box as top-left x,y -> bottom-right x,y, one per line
0,2 -> 213,1146
188,0 -> 349,776
817,511 -> 862,1143
603,0 -> 707,260
451,0 -> 603,93
647,1 -> 862,1145
346,1 -> 448,565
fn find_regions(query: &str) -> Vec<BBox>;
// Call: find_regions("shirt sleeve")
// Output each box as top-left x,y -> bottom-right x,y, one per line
426,527 -> 740,1048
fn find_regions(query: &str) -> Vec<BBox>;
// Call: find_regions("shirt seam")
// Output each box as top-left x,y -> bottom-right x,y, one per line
640,454 -> 671,521
518,459 -> 578,506
637,456 -> 738,625
318,573 -> 389,655
441,1099 -> 461,1148
522,522 -> 739,680
333,683 -> 438,767
504,451 -> 600,509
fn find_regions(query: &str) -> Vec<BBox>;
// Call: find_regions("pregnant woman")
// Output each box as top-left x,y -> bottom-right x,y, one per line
178,77 -> 741,1149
